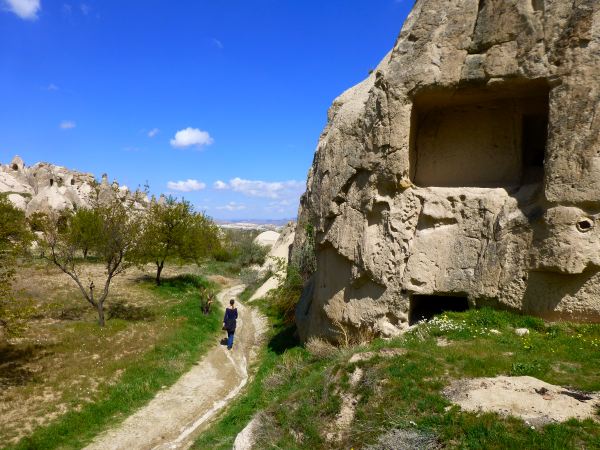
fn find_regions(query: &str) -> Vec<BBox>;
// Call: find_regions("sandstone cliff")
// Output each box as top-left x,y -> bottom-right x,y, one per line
295,0 -> 600,342
0,156 -> 149,216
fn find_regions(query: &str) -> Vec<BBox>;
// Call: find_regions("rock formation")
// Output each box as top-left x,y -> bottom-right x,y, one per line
294,0 -> 600,342
250,222 -> 296,302
0,155 -> 149,216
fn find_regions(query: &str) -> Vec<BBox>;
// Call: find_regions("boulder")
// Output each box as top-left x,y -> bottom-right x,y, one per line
294,0 -> 600,342
253,230 -> 280,248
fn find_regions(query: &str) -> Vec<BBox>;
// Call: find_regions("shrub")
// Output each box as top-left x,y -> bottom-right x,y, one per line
108,301 -> 156,322
305,337 -> 338,359
237,240 -> 269,267
239,267 -> 261,286
267,264 -> 304,324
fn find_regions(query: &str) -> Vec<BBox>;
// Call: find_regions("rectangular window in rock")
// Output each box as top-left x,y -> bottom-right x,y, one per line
409,294 -> 469,325
410,83 -> 549,187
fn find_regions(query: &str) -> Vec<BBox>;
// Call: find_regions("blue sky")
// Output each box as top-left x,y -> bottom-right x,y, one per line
0,0 -> 412,220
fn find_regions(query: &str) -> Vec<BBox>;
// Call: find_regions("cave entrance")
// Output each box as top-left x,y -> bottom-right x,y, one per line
409,294 -> 469,325
410,81 -> 550,187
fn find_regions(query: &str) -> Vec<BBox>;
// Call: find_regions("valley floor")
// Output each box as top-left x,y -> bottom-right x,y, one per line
1,262 -> 227,449
84,284 -> 266,450
4,261 -> 600,449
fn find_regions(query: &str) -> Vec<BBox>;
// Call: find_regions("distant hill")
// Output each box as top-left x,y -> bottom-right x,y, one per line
216,218 -> 296,231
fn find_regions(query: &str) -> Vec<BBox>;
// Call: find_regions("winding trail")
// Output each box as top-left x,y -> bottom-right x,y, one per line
85,284 -> 266,450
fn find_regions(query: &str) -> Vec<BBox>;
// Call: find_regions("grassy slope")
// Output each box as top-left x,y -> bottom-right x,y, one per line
195,308 -> 600,449
7,275 -> 222,450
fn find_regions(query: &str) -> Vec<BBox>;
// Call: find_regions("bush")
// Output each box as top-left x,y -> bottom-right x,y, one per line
27,212 -> 48,233
213,246 -> 234,262
237,240 -> 269,267
267,264 -> 304,324
108,301 -> 156,321
305,337 -> 338,359
292,223 -> 316,281
239,267 -> 261,286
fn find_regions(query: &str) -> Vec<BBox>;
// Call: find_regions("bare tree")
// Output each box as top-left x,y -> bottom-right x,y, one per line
40,196 -> 141,326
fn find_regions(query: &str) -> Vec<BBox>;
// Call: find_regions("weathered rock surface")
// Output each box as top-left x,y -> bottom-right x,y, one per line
253,230 -> 281,248
445,376 -> 600,426
250,222 -> 296,302
295,0 -> 600,341
0,156 -> 149,215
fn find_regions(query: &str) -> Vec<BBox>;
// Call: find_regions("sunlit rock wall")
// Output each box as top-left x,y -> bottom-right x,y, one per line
294,0 -> 600,342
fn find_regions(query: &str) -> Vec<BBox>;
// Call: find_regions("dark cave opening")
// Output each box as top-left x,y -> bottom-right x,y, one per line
409,294 -> 470,325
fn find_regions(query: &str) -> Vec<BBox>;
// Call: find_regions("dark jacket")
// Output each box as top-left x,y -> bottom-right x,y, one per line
223,307 -> 238,332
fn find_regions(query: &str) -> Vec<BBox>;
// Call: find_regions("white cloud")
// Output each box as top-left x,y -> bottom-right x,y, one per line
170,127 -> 214,149
47,83 -> 59,91
217,202 -> 246,211
215,177 -> 304,199
211,38 -> 224,49
213,180 -> 228,190
2,0 -> 40,19
148,128 -> 159,138
60,120 -> 76,130
167,179 -> 207,192
80,3 -> 89,15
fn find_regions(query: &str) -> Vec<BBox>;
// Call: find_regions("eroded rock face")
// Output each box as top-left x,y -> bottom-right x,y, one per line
0,156 -> 149,215
294,0 -> 600,342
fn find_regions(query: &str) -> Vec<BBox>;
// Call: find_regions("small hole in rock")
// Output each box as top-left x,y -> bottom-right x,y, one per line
577,219 -> 594,232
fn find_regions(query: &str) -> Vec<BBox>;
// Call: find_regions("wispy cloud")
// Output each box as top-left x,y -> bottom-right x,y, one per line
147,128 -> 160,138
2,0 -> 40,20
211,38 -> 224,49
80,2 -> 89,15
46,83 -> 59,91
217,201 -> 246,211
167,179 -> 207,192
214,177 -> 304,199
170,127 -> 214,149
59,120 -> 76,130
213,180 -> 228,190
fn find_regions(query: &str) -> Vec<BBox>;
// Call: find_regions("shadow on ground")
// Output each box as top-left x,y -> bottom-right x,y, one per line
0,343 -> 54,388
268,325 -> 300,355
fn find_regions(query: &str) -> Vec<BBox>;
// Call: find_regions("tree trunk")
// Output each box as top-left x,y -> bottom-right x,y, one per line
83,247 -> 88,259
97,301 -> 105,327
156,262 -> 164,286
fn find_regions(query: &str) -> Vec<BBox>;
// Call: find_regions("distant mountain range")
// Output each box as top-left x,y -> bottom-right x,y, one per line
216,218 -> 296,231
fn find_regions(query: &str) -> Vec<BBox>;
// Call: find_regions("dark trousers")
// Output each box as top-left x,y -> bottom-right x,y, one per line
227,330 -> 235,349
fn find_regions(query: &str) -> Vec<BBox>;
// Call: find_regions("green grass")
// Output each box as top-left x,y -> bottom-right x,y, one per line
194,307 -> 600,449
198,259 -> 242,277
7,274 -> 223,450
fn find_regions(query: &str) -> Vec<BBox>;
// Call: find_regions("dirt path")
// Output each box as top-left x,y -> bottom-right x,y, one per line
85,285 -> 266,450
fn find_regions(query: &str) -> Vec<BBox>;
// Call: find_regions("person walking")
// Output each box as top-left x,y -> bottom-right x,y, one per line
223,299 -> 238,350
